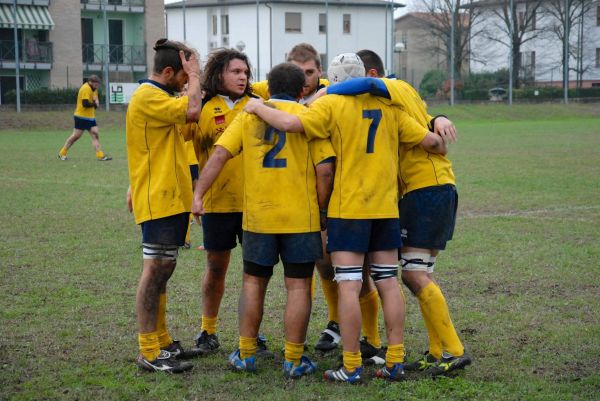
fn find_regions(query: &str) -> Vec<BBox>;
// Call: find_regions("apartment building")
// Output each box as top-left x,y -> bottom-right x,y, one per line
165,0 -> 402,81
0,0 -> 164,103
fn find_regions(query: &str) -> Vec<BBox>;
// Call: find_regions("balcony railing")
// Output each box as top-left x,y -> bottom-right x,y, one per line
0,39 -> 52,63
80,0 -> 145,7
82,43 -> 145,65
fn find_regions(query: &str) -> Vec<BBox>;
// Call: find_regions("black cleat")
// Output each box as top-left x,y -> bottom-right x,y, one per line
426,351 -> 472,376
136,350 -> 193,373
162,340 -> 206,359
405,351 -> 438,371
194,330 -> 220,354
315,321 -> 341,352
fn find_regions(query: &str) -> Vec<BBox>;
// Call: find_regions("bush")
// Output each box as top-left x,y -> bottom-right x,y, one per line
462,89 -> 490,101
419,70 -> 447,98
463,69 -> 509,91
4,87 -> 105,104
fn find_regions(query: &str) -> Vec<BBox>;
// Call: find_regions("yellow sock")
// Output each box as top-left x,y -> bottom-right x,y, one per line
201,315 -> 218,335
59,147 -> 68,157
310,273 -> 317,301
359,289 -> 381,348
419,298 -> 443,359
320,278 -> 339,323
284,341 -> 304,365
157,293 -> 173,348
239,336 -> 257,360
343,350 -> 362,373
385,343 -> 405,368
96,150 -> 105,159
417,282 -> 464,356
138,331 -> 160,361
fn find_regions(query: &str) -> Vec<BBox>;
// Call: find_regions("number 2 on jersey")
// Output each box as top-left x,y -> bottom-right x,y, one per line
263,126 -> 287,168
362,109 -> 382,153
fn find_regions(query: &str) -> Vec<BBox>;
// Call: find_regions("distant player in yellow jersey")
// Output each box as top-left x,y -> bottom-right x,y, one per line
244,53 -> 450,383
58,75 -> 111,161
190,49 -> 273,356
192,63 -> 335,378
325,50 -> 471,376
126,38 -> 203,374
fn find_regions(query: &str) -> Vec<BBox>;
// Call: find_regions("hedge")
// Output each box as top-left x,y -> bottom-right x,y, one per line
4,88 -> 105,104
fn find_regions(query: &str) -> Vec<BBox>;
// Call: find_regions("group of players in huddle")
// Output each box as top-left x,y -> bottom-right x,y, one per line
125,38 -> 471,384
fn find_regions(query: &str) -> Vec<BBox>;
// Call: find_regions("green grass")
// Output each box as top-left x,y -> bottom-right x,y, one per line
1,104 -> 600,400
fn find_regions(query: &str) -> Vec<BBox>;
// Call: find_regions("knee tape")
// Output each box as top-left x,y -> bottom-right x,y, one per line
400,252 -> 431,272
334,266 -> 363,282
142,243 -> 179,260
370,264 -> 398,282
428,256 -> 436,274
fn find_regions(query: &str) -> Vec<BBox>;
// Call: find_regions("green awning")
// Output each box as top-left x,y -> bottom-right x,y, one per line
0,4 -> 54,30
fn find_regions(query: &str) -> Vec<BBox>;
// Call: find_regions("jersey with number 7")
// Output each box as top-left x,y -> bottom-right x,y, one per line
298,93 -> 428,219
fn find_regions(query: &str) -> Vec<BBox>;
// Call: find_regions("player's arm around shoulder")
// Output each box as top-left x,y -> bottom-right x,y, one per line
244,98 -> 304,133
191,145 -> 234,218
396,109 -> 449,155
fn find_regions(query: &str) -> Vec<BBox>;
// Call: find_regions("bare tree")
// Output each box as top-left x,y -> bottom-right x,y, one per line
417,0 -> 487,80
471,0 -> 546,88
543,0 -> 595,89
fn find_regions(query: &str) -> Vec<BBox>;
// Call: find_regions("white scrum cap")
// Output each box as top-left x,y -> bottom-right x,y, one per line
327,53 -> 365,84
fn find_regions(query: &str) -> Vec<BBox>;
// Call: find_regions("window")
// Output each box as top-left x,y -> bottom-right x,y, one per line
212,15 -> 217,35
520,51 -> 535,80
519,9 -> 536,31
221,15 -> 229,35
319,13 -> 326,34
81,18 -> 94,63
597,48 -> 600,68
285,12 -> 301,33
320,53 -> 327,71
343,14 -> 351,34
597,6 -> 600,26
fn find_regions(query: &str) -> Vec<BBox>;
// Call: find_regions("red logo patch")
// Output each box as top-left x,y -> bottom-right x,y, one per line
215,115 -> 226,125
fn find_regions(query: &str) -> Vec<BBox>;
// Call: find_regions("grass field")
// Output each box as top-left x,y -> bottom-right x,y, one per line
1,104 -> 599,401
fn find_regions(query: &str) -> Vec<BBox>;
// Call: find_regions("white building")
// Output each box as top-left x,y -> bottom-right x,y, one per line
165,0 -> 403,80
467,0 -> 600,88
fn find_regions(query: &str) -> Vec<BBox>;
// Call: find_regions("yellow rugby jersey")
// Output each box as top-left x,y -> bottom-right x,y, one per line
185,138 -> 198,166
193,95 -> 250,213
299,93 -> 427,219
251,78 -> 329,100
126,81 -> 192,224
216,99 -> 335,234
382,78 -> 456,195
74,83 -> 97,119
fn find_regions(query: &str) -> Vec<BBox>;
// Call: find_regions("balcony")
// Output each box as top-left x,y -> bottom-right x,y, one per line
82,43 -> 146,72
80,0 -> 144,13
0,39 -> 52,69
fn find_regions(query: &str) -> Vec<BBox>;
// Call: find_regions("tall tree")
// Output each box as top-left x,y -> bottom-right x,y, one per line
417,0 -> 486,80
543,0 -> 595,89
474,0 -> 546,88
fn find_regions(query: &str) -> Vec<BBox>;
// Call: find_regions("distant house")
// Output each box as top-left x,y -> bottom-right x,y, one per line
166,0 -> 403,80
0,0 -> 163,104
466,0 -> 600,88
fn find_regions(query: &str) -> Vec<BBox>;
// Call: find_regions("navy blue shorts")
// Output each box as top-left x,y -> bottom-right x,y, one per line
243,231 -> 322,266
201,212 -> 243,251
141,212 -> 189,246
326,218 -> 402,253
74,116 -> 97,131
189,164 -> 199,181
399,184 -> 457,250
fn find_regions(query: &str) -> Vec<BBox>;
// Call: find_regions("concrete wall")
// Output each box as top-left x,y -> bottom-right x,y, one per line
144,1 -> 166,75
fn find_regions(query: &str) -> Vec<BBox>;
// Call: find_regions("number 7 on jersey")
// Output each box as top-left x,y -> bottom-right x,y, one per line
362,109 -> 382,153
